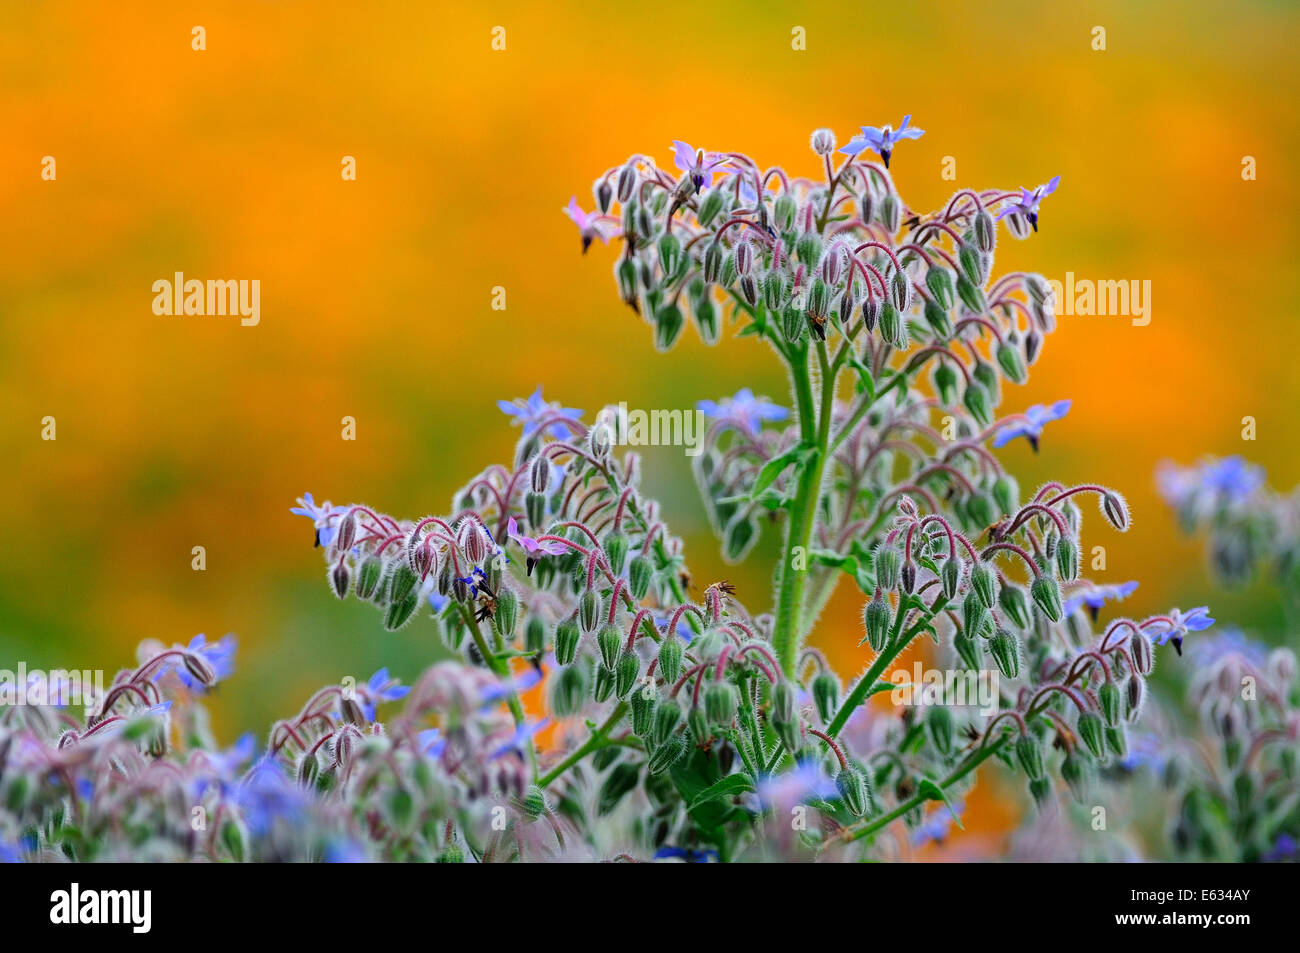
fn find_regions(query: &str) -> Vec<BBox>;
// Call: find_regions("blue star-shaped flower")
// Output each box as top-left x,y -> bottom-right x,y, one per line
497,386 -> 582,440
992,399 -> 1071,452
838,115 -> 925,167
697,387 -> 789,434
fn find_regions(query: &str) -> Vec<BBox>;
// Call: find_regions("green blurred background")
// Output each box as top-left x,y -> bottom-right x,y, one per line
2,1 -> 1297,843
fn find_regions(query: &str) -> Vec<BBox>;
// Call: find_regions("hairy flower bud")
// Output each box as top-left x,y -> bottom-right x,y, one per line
493,587 -> 518,639
995,341 -> 1027,385
812,672 -> 839,725
941,556 -> 963,598
385,592 -> 420,631
974,211 -> 996,253
1030,575 -> 1063,622
335,511 -> 356,552
932,361 -> 958,405
1015,734 -> 1043,780
836,767 -> 870,817
1055,537 -> 1079,581
962,590 -> 989,638
998,580 -> 1031,630
1101,491 -> 1130,532
658,636 -> 684,684
647,734 -> 686,775
878,301 -> 908,349
923,299 -> 953,340
925,266 -> 955,310
862,597 -> 891,651
616,162 -> 636,203
554,618 -> 580,665
551,663 -> 587,717
1131,631 -> 1154,675
927,705 -> 954,756
1098,681 -> 1122,727
878,193 -> 900,232
1077,711 -> 1106,759
697,189 -> 724,228
989,629 -> 1020,679
956,274 -> 985,314
653,697 -> 683,746
962,382 -> 992,427
810,128 -> 836,156
1125,674 -> 1145,722
970,563 -> 995,609
865,550 -> 900,598
705,682 -> 739,727
630,686 -> 655,736
578,589 -> 601,632
654,304 -> 685,351
774,194 -> 797,232
356,556 -> 383,600
890,267 -> 911,312
628,555 -> 652,600
954,630 -> 982,670
596,624 -> 621,669
735,240 -> 754,275
781,304 -> 805,343
330,563 -> 350,599
615,651 -> 640,698
861,294 -> 881,333
593,664 -> 615,702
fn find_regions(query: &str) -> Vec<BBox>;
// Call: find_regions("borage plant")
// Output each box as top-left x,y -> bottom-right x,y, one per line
0,122 -> 1216,863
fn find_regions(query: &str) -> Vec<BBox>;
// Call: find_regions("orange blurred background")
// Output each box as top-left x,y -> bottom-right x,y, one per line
2,1 -> 1297,853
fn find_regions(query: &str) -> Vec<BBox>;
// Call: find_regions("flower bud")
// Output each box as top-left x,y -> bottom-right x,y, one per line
602,532 -> 629,576
554,618 -> 580,665
335,512 -> 357,552
697,189 -> 724,227
772,680 -> 795,724
389,564 -> 419,606
998,580 -> 1031,630
992,475 -> 1019,516
702,241 -> 724,284
995,341 -> 1026,385
615,651 -> 640,698
901,561 -> 917,594
653,697 -> 683,746
970,563 -> 995,609
878,193 -> 900,232
810,128 -> 837,156
941,556 -> 963,598
1125,674 -> 1144,722
578,589 -> 601,632
493,588 -> 519,639
1030,575 -> 1063,622
356,556 -> 383,600
654,304 -> 685,351
955,274 -> 985,314
878,301 -> 908,349
836,767 -> 870,817
616,163 -> 636,202
927,705 -> 954,756
687,705 -> 709,745
1024,328 -> 1043,365
812,672 -> 839,725
962,590 -> 989,638
781,304 -> 805,343
806,278 -> 830,321
1055,537 -> 1079,581
974,211 -> 996,253
384,592 -> 420,631
932,360 -> 958,405
954,630 -> 982,670
923,299 -> 952,340
648,734 -> 686,775
1101,491 -> 1130,532
989,629 -> 1021,679
330,563 -> 350,599
617,259 -> 638,310
593,664 -> 615,702
297,752 -> 320,787
596,624 -> 621,669
957,242 -> 982,286
1026,273 -> 1050,303
525,492 -> 546,531
630,687 -> 655,736
628,555 -> 652,600
890,268 -> 911,312
875,545 -> 902,590
705,682 -> 738,727
1098,681 -> 1121,727
1077,712 -> 1106,759
1105,726 -> 1127,758
861,295 -> 881,333
763,271 -> 787,311
862,597 -> 891,651
925,266 -> 955,310
183,652 -> 216,688
1015,734 -> 1043,779
962,382 -> 991,427
1131,631 -> 1154,676
658,635 -> 684,684
774,194 -> 797,231
1029,776 -> 1051,808
795,234 -> 822,271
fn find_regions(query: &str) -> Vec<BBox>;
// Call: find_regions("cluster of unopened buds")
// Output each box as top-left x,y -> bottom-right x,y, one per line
1,122 -> 1239,863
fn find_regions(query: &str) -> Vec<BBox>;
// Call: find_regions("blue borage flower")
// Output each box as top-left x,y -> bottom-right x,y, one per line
654,846 -> 719,863
1150,606 -> 1215,655
837,115 -> 925,168
1118,732 -> 1166,773
995,176 -> 1060,232
1158,456 -> 1265,509
290,492 -> 347,547
488,719 -> 550,761
478,667 -> 543,707
991,399 -> 1071,451
911,800 -> 964,847
497,386 -> 582,440
1187,628 -> 1268,667
697,388 -> 789,434
753,759 -> 839,812
672,140 -> 730,193
192,733 -> 258,800
1064,580 -> 1138,619
176,633 -> 236,690
236,758 -> 311,837
360,668 -> 410,722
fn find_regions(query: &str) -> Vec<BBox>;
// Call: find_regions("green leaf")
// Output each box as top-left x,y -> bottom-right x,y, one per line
753,443 -> 811,498
686,773 -> 755,811
916,778 -> 965,829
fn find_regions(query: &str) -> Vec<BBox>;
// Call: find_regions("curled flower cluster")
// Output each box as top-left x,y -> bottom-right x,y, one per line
1,124 -> 1223,863
1160,456 -> 1300,604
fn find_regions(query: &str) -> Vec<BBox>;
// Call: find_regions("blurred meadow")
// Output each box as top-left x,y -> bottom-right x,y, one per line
1,0 -> 1297,853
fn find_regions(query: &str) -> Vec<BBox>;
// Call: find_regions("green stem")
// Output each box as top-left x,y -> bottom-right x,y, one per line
537,702 -> 628,788
771,344 -> 827,676
825,593 -> 950,738
459,602 -> 539,779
